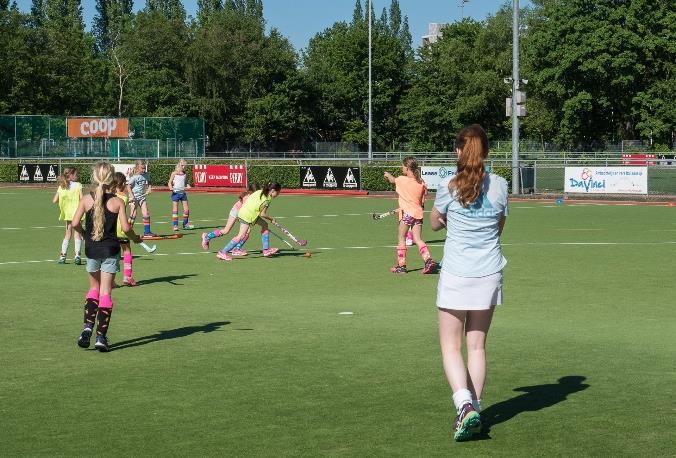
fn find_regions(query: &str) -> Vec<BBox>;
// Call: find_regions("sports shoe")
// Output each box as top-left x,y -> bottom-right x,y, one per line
262,247 -> 279,257
183,223 -> 195,230
453,402 -> 481,442
58,254 -> 66,264
142,232 -> 158,239
231,248 -> 248,257
216,250 -> 232,261
405,231 -> 414,246
123,277 -> 137,287
422,258 -> 438,275
173,226 -> 180,232
390,264 -> 407,274
77,326 -> 93,348
201,232 -> 210,250
74,256 -> 82,265
94,335 -> 110,352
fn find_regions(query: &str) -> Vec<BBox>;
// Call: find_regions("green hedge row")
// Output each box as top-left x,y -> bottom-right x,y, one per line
1,160 -> 512,191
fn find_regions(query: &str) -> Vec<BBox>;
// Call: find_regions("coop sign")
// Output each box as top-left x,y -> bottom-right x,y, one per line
67,118 -> 129,138
564,167 -> 647,194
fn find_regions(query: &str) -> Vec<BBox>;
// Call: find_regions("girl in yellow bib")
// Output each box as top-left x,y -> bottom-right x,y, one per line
52,167 -> 83,264
113,172 -> 137,286
216,182 -> 282,261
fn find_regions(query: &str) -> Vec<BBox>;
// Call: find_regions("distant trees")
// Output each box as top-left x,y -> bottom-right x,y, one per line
0,0 -> 673,151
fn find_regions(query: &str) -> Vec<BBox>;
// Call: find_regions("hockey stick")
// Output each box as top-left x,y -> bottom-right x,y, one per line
269,219 -> 307,246
268,229 -> 296,250
139,241 -> 157,253
141,233 -> 183,241
372,208 -> 399,220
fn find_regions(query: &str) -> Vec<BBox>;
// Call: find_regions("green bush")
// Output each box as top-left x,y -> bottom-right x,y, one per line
0,163 -> 17,182
247,164 -> 299,188
361,164 -> 401,191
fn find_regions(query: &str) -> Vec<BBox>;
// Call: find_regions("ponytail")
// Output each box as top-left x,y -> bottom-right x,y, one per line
402,156 -> 423,184
90,161 -> 114,241
261,182 -> 282,198
450,124 -> 489,207
58,167 -> 76,189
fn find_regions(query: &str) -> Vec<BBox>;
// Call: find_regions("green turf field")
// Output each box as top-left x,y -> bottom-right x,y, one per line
0,189 -> 674,456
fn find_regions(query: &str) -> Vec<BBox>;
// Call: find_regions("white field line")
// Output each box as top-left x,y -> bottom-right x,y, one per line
1,241 -> 674,266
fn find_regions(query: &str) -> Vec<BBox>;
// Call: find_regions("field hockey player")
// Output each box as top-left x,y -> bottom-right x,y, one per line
52,167 -> 83,265
113,172 -> 137,287
127,160 -> 156,239
216,182 -> 282,261
168,159 -> 195,231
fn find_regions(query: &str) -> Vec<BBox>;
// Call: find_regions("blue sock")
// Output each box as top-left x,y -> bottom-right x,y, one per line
222,239 -> 238,253
261,230 -> 270,250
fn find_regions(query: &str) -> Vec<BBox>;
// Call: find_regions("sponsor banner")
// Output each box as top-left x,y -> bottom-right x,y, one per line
421,166 -> 457,191
18,164 -> 59,183
193,164 -> 246,187
621,154 -> 656,166
67,118 -> 129,138
565,167 -> 648,194
300,166 -> 360,190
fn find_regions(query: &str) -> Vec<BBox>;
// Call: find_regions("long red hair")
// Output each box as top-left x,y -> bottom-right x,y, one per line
450,124 -> 489,207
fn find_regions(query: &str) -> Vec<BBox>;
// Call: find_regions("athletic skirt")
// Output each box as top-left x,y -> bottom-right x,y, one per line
436,270 -> 503,311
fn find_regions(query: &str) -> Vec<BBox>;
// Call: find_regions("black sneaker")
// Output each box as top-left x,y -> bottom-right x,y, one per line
390,264 -> 407,274
423,258 -> 438,274
94,335 -> 110,352
77,327 -> 93,348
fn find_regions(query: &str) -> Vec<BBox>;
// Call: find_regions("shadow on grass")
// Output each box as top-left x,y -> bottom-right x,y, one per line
475,375 -> 589,439
134,274 -> 198,286
111,321 -> 231,351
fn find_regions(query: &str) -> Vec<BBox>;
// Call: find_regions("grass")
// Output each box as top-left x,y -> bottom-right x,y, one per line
0,189 -> 674,456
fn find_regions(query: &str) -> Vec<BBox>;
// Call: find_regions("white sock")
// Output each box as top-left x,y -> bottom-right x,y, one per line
61,238 -> 69,256
74,238 -> 82,256
472,399 -> 482,413
452,389 -> 473,412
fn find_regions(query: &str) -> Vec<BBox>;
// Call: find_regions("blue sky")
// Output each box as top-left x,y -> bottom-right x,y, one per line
14,0 -> 530,51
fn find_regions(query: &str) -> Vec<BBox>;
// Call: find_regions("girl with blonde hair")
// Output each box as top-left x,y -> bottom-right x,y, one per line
127,160 -> 155,238
52,167 -> 83,264
167,159 -> 194,231
72,161 -> 141,352
429,124 -> 509,441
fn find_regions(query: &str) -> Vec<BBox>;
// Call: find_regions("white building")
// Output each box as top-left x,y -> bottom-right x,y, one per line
422,23 -> 446,46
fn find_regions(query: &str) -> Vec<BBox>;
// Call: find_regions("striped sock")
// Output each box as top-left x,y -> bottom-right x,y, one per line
172,212 -> 179,228
261,230 -> 270,250
397,245 -> 407,266
182,211 -> 190,227
418,244 -> 430,261
234,232 -> 249,249
143,216 -> 151,234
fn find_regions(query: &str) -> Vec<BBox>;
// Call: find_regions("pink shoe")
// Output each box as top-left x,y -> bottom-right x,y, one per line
262,247 -> 279,257
216,251 -> 232,261
231,248 -> 248,257
124,276 -> 137,287
201,232 -> 210,250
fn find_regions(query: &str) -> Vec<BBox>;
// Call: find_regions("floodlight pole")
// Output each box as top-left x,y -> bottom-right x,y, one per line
368,0 -> 373,160
511,0 -> 521,195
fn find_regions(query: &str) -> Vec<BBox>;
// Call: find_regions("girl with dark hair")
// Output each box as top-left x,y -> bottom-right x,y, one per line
216,182 -> 282,261
384,156 -> 438,274
429,125 -> 509,441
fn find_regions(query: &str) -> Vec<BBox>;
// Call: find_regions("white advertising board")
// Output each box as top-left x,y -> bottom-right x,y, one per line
564,167 -> 648,194
421,166 -> 457,191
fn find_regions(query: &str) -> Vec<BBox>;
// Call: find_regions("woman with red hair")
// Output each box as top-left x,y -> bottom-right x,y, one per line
430,125 -> 509,441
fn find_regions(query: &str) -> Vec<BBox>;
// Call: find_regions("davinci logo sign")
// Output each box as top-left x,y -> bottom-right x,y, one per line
67,118 -> 129,138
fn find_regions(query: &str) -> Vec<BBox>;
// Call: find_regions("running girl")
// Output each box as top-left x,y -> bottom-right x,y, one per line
127,160 -> 155,238
216,182 -> 281,261
168,159 -> 194,231
52,167 -> 83,264
72,161 -> 141,352
384,157 -> 438,274
429,124 -> 509,441
113,172 -> 137,286
201,183 -> 259,256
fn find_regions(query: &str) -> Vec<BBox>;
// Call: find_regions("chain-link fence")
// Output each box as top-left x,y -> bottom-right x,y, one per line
0,115 -> 205,158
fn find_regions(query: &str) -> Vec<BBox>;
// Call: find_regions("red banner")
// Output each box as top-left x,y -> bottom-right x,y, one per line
193,164 -> 246,187
622,154 -> 656,165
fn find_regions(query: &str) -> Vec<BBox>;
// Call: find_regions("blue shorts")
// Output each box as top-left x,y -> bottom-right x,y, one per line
171,191 -> 188,202
86,256 -> 120,274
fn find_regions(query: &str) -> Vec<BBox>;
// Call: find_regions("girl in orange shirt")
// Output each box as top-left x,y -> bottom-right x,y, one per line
384,157 -> 438,274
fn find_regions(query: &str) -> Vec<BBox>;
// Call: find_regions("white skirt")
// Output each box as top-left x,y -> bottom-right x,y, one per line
436,270 -> 503,311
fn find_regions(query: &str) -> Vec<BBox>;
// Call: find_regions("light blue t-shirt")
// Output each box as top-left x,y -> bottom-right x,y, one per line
128,173 -> 149,199
434,173 -> 509,277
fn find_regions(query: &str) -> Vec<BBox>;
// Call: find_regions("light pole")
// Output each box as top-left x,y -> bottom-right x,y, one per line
459,0 -> 469,20
511,0 -> 520,195
368,0 -> 373,159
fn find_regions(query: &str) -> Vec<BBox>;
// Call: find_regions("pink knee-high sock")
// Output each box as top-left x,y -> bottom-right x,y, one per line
85,288 -> 100,301
418,244 -> 431,261
123,252 -> 133,278
397,245 -> 407,266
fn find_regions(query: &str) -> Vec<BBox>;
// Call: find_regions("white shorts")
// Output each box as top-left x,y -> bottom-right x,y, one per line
436,270 -> 503,311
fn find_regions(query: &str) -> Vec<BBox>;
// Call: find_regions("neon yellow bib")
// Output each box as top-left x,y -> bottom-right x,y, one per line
116,192 -> 129,238
58,182 -> 82,221
237,190 -> 272,224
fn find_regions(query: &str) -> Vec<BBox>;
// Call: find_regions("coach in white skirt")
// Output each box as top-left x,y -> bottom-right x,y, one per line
429,124 -> 508,441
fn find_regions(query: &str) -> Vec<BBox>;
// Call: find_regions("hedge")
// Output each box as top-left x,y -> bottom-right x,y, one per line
1,159 -> 513,191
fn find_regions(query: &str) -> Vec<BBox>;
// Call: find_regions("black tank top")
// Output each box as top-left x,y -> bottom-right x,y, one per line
85,193 -> 121,259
